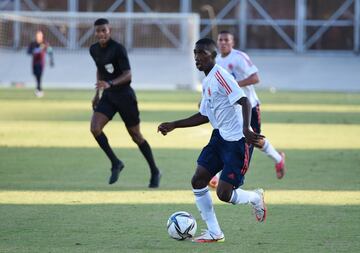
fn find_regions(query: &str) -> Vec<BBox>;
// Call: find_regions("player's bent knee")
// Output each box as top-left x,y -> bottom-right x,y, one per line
191,175 -> 208,189
131,135 -> 144,145
216,188 -> 232,202
90,126 -> 102,137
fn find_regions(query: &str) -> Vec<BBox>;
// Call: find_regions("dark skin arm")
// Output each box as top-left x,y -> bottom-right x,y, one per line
237,96 -> 265,146
93,70 -> 131,109
157,113 -> 209,136
92,70 -> 101,110
158,97 -> 264,146
237,73 -> 259,87
95,70 -> 132,89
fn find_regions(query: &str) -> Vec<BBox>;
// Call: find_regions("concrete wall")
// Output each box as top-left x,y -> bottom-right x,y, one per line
1,49 -> 359,92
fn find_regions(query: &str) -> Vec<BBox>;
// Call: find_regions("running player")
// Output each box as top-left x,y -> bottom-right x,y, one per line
158,38 -> 266,243
27,30 -> 54,97
209,31 -> 286,188
89,18 -> 161,188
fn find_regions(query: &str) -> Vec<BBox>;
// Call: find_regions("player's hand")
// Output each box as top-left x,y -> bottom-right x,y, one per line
243,127 -> 265,147
96,80 -> 110,90
157,122 -> 175,136
92,94 -> 100,110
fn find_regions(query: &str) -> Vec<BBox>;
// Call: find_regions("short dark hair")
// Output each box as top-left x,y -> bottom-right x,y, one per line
196,38 -> 217,49
219,30 -> 233,36
94,18 -> 109,26
195,38 -> 217,57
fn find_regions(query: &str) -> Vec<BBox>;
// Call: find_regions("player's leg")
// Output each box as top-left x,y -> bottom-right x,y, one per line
90,96 -> 124,184
192,130 -> 225,243
192,166 -> 224,243
251,104 -> 286,179
118,87 -> 161,188
33,64 -> 44,97
217,138 -> 267,222
126,124 -> 161,188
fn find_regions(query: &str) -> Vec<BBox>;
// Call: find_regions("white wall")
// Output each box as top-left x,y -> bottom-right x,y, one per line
1,49 -> 359,92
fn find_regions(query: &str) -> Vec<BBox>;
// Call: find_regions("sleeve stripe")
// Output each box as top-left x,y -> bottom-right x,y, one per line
215,71 -> 232,95
215,74 -> 230,95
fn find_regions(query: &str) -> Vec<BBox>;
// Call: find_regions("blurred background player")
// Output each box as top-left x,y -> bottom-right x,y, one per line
158,38 -> 266,243
27,30 -> 54,98
89,18 -> 161,188
209,30 -> 286,188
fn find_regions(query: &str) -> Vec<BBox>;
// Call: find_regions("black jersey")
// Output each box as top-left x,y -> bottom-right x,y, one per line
89,38 -> 131,89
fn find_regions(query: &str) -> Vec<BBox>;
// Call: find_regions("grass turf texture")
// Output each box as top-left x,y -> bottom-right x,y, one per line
0,88 -> 359,252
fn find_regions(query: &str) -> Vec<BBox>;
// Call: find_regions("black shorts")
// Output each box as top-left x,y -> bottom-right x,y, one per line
95,86 -> 140,127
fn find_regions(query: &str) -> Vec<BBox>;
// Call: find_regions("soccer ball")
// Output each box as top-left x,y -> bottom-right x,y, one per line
167,211 -> 197,240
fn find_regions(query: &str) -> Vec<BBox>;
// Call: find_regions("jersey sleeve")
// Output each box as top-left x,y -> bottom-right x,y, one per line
117,45 -> 131,71
198,97 -> 208,116
215,70 -> 246,105
236,52 -> 258,78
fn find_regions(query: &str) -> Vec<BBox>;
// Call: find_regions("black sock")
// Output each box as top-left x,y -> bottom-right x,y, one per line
95,132 -> 119,166
138,140 -> 159,175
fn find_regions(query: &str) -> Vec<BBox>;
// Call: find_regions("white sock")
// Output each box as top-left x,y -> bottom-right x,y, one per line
230,188 -> 260,205
261,139 -> 282,163
193,187 -> 222,235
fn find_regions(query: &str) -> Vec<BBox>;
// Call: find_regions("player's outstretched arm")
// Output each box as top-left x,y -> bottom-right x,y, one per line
237,97 -> 265,146
158,113 -> 209,136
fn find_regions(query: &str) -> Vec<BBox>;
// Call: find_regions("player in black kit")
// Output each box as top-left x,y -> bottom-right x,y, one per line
89,18 -> 161,188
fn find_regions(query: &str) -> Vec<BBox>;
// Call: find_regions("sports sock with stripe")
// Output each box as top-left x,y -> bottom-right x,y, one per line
230,188 -> 260,205
193,186 -> 222,236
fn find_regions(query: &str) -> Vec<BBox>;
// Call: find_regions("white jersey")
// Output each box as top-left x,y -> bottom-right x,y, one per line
216,49 -> 260,108
199,64 -> 246,141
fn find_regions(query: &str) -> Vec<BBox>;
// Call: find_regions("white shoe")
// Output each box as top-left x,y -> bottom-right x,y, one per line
192,229 -> 225,243
252,188 -> 267,222
35,90 -> 44,98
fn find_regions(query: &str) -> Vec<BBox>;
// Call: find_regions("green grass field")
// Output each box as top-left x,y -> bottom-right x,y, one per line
0,88 -> 359,253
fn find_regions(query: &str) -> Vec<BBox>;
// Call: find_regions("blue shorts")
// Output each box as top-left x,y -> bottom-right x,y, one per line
197,129 -> 253,188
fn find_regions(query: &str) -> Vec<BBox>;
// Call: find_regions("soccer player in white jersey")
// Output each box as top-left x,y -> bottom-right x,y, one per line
208,31 -> 286,188
158,38 -> 266,243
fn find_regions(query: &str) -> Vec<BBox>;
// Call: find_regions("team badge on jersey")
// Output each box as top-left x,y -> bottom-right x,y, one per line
105,63 -> 114,73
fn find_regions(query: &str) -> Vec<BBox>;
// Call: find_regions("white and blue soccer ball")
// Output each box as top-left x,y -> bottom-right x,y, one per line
167,211 -> 197,240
